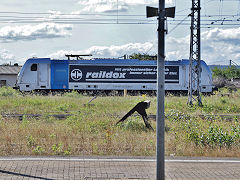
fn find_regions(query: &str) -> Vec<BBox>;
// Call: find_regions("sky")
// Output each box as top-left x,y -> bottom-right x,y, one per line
1,0 -> 240,65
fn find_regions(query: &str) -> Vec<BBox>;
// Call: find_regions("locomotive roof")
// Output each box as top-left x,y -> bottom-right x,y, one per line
26,58 -> 196,65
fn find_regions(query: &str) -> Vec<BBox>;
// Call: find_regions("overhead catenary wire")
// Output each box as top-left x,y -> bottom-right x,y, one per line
2,9 -> 240,18
1,19 -> 240,29
0,11 -> 145,17
1,11 -> 240,23
2,4 -> 240,28
167,15 -> 190,34
0,15 -> 239,22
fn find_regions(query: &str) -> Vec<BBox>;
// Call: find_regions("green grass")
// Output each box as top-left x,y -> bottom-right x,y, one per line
0,87 -> 239,157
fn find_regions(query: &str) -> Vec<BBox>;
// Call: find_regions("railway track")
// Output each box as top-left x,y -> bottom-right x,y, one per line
1,113 -> 72,120
1,112 -> 240,121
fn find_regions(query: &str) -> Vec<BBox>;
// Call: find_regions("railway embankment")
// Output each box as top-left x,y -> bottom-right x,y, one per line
0,87 -> 239,157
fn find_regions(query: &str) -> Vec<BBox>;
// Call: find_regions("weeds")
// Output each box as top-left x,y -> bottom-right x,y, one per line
117,118 -> 147,131
0,87 -> 240,157
33,146 -> 45,155
27,135 -> 36,147
187,124 -> 239,147
52,143 -> 63,155
0,87 -> 19,97
64,90 -> 82,98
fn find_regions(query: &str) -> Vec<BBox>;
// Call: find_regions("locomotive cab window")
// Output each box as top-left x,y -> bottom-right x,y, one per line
31,64 -> 38,71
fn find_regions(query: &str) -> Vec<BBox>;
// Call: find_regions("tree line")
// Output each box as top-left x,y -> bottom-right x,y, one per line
212,66 -> 240,80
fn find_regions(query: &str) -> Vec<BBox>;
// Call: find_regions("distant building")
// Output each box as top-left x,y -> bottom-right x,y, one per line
0,64 -> 22,87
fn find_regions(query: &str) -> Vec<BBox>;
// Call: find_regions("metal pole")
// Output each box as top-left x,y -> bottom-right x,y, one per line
196,0 -> 202,106
156,0 -> 165,179
188,0 -> 202,106
188,22 -> 193,105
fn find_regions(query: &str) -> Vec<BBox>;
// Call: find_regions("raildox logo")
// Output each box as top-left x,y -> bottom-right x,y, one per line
71,69 -> 82,81
86,71 -> 126,79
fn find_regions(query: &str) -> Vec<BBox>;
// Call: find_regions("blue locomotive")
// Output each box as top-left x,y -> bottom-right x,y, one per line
16,56 -> 213,93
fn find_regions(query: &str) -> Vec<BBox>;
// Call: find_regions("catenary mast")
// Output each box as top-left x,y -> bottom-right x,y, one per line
188,0 -> 202,106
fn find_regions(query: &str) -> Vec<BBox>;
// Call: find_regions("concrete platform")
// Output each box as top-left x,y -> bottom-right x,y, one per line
0,156 -> 239,179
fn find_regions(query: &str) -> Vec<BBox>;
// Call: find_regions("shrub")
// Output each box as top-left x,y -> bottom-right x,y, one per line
26,135 -> 36,147
166,109 -> 190,122
64,90 -> 81,98
118,118 -> 146,131
187,124 -> 240,148
212,66 -> 240,80
0,87 -> 19,97
32,146 -> 45,155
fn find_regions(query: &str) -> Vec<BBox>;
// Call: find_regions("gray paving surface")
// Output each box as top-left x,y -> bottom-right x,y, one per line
0,156 -> 239,179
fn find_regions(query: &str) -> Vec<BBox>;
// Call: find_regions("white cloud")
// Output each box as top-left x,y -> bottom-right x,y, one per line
123,0 -> 173,5
201,27 -> 240,64
78,0 -> 173,13
0,50 -> 38,65
0,49 -> 16,64
48,50 -> 83,59
166,36 -> 189,60
165,27 -> 240,65
202,27 -> 240,45
78,0 -> 128,13
47,10 -> 63,19
48,42 -> 155,59
0,23 -> 73,42
45,27 -> 240,65
86,42 -> 155,56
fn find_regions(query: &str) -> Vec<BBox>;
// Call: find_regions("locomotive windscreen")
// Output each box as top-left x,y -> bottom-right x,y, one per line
69,65 -> 179,84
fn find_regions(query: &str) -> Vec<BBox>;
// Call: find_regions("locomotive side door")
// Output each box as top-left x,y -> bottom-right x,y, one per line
37,63 -> 50,89
51,61 -> 69,90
